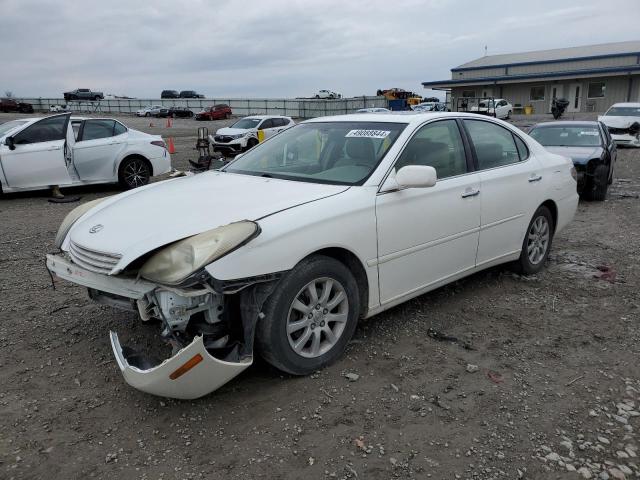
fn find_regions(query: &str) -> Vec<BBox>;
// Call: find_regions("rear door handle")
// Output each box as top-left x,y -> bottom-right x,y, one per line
461,188 -> 480,198
528,174 -> 542,182
47,146 -> 62,151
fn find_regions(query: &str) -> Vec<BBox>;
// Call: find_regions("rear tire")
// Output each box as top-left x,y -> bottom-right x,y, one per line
118,157 -> 151,189
586,164 -> 609,201
514,206 -> 554,275
256,255 -> 360,375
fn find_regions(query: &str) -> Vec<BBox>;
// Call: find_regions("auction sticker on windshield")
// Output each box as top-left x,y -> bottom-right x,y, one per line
346,129 -> 391,139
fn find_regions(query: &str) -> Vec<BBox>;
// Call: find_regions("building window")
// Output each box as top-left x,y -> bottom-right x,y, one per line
588,82 -> 606,99
462,90 -> 476,98
530,86 -> 545,101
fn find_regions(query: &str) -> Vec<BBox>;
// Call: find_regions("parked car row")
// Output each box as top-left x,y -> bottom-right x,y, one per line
161,90 -> 205,99
136,104 -> 232,119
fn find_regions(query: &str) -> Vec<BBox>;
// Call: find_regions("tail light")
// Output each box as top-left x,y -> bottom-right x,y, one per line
570,166 -> 577,181
151,140 -> 166,149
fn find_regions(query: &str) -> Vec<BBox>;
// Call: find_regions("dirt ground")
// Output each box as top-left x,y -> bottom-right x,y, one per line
1,112 -> 639,480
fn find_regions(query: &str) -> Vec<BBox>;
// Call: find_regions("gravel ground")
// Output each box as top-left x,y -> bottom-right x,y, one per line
1,112 -> 639,480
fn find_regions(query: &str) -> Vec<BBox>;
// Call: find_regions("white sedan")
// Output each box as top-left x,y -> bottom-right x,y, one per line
47,112 -> 578,399
210,115 -> 294,153
471,98 -> 513,119
0,113 -> 171,193
136,105 -> 163,117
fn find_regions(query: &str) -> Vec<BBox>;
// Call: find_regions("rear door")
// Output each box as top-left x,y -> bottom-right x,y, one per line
259,118 -> 278,139
0,114 -> 73,188
461,119 -> 543,267
73,119 -> 128,181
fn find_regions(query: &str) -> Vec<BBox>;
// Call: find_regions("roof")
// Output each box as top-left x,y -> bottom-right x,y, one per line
304,111 -> 505,125
531,121 -> 600,128
455,40 -> 640,71
422,64 -> 640,89
611,102 -> 640,107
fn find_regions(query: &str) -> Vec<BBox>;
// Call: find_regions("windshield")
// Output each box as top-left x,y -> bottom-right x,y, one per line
224,121 -> 407,185
605,106 -> 640,117
231,118 -> 262,129
529,125 -> 601,147
0,120 -> 29,136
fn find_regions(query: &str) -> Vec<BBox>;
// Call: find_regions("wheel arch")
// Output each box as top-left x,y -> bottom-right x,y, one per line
301,247 -> 369,319
540,199 -> 558,233
117,153 -> 154,178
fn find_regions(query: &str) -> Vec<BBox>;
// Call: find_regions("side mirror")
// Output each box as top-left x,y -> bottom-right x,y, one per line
5,136 -> 15,150
395,165 -> 437,189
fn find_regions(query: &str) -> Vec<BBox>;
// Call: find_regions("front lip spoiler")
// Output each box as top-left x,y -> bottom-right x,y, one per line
110,332 -> 252,399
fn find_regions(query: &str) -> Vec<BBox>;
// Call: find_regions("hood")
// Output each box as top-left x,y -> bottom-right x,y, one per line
544,146 -> 603,165
66,172 -> 348,272
216,127 -> 252,135
598,115 -> 640,129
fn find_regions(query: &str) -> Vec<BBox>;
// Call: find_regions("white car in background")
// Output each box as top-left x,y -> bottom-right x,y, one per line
136,105 -> 163,117
315,90 -> 341,99
471,98 -> 513,119
210,115 -> 294,153
0,113 -> 171,193
47,112 -> 578,399
598,103 -> 640,147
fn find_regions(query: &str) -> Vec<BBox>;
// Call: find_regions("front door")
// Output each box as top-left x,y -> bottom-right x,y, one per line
0,114 -> 73,189
258,119 -> 279,139
73,119 -> 127,181
567,83 -> 582,112
461,119 -> 543,266
376,119 -> 481,304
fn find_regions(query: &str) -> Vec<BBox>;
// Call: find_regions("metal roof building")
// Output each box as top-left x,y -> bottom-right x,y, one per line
422,41 -> 640,114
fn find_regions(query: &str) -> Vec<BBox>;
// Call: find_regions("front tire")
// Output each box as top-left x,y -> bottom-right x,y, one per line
118,157 -> 151,189
586,164 -> 609,201
245,138 -> 258,151
256,255 -> 360,375
515,206 -> 554,274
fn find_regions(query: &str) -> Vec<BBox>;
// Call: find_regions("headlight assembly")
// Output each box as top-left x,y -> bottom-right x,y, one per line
139,221 -> 259,285
54,197 -> 109,248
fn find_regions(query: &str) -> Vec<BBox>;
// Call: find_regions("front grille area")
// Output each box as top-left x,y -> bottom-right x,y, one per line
68,241 -> 122,274
214,135 -> 234,143
608,127 -> 630,135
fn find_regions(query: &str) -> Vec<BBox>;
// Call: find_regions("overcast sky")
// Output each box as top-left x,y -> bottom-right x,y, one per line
2,0 -> 639,100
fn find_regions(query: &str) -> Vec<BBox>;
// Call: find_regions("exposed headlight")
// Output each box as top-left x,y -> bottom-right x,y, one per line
139,221 -> 259,285
54,198 -> 109,248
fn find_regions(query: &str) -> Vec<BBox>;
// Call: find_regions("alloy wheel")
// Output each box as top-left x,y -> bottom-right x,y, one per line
123,160 -> 149,188
286,277 -> 349,358
527,216 -> 550,265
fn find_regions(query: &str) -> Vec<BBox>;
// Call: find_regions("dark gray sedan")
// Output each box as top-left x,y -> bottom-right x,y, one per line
528,121 -> 616,201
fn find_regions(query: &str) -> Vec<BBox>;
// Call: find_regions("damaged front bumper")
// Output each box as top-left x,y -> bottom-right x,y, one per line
110,332 -> 251,399
46,253 -> 260,399
610,132 -> 640,147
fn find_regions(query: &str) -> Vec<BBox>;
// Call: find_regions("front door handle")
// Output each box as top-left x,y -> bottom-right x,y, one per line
528,174 -> 542,183
461,188 -> 480,198
47,146 -> 62,151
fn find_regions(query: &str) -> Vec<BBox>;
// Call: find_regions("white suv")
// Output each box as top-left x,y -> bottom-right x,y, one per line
315,90 -> 341,99
210,115 -> 295,153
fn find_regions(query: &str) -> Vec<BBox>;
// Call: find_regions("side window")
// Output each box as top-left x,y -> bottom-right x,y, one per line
260,119 -> 274,129
463,120 -> 521,170
513,135 -> 529,161
80,120 -> 116,141
274,118 -> 288,127
113,121 -> 127,136
13,115 -> 68,145
395,120 -> 468,179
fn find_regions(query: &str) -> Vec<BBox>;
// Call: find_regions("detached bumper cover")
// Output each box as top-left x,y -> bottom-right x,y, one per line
110,332 -> 252,399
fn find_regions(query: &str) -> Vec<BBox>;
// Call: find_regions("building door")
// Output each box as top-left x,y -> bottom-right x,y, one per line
549,85 -> 563,112
481,88 -> 493,98
567,83 -> 582,112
